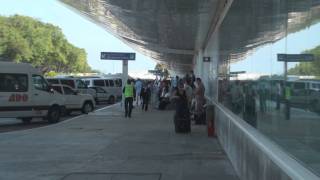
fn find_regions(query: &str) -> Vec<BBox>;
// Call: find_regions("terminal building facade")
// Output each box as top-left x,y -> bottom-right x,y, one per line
60,0 -> 320,179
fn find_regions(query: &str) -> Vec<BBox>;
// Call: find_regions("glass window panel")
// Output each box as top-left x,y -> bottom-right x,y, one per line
94,80 -> 105,87
218,0 -> 320,174
63,86 -> 75,95
60,80 -> 75,88
0,73 -> 28,92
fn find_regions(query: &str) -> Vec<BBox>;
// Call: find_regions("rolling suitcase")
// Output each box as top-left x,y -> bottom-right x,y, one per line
195,111 -> 206,125
174,114 -> 191,133
159,100 -> 167,110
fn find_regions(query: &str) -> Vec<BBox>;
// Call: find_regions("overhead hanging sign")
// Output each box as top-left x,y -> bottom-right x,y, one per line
148,70 -> 161,74
148,70 -> 163,76
218,74 -> 237,77
277,54 -> 314,62
101,52 -> 136,60
230,71 -> 246,75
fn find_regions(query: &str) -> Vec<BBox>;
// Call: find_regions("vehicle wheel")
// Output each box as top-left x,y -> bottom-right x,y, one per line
21,118 -> 32,124
95,99 -> 100,105
47,106 -> 60,123
310,100 -> 319,112
60,106 -> 67,117
82,101 -> 93,114
109,96 -> 115,104
66,110 -> 72,116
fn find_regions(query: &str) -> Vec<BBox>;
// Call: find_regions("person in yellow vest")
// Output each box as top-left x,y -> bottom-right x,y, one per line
123,79 -> 136,118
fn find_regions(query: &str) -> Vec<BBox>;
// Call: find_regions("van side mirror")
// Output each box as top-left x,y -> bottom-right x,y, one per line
48,85 -> 54,93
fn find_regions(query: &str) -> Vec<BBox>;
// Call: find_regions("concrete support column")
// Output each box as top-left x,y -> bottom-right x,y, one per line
122,60 -> 128,107
194,31 -> 220,101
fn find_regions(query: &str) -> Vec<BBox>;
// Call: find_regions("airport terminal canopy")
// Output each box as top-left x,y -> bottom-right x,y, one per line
60,0 -> 320,74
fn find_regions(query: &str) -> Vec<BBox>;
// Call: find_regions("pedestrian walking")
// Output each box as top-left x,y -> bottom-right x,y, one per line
135,78 -> 143,106
194,78 -> 206,124
184,79 -> 193,107
258,84 -> 267,113
190,71 -> 196,89
123,79 -> 136,118
172,75 -> 179,89
141,83 -> 151,111
276,82 -> 282,110
158,84 -> 170,110
230,80 -> 243,114
172,85 -> 191,133
243,85 -> 257,127
152,80 -> 159,108
284,84 -> 291,120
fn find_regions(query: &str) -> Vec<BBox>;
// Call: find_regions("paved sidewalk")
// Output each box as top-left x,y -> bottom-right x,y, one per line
0,104 -> 238,180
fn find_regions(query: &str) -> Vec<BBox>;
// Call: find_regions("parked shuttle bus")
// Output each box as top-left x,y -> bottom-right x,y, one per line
0,62 -> 64,123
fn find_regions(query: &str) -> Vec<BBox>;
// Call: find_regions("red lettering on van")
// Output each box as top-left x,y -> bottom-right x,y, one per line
8,94 -> 29,102
16,94 -> 22,102
22,94 -> 28,102
8,94 -> 15,102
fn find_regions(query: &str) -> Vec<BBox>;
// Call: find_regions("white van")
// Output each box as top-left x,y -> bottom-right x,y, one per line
51,84 -> 95,114
47,77 -> 97,100
83,78 -> 122,103
287,80 -> 320,112
0,62 -> 65,123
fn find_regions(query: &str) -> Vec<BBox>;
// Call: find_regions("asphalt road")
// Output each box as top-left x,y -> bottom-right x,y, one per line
0,102 -> 111,133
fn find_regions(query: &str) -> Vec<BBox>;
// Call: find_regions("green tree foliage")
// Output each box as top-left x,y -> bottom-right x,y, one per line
288,45 -> 320,77
155,63 -> 170,79
0,15 -> 91,73
45,71 -> 58,77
